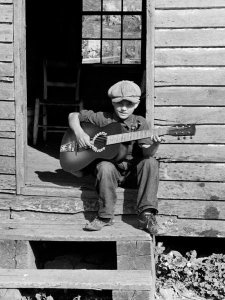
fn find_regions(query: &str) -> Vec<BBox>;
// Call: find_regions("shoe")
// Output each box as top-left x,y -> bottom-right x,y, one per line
138,211 -> 158,235
84,217 -> 114,231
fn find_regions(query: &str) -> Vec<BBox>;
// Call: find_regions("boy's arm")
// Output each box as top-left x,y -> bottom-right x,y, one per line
140,135 -> 163,157
68,112 -> 92,148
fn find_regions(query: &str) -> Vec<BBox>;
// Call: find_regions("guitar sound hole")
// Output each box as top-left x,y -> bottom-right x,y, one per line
93,135 -> 107,150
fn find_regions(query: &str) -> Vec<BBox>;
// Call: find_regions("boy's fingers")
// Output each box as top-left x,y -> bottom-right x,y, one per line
151,135 -> 165,143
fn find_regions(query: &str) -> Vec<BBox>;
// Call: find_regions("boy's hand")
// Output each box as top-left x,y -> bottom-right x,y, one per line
151,135 -> 165,143
75,129 -> 92,148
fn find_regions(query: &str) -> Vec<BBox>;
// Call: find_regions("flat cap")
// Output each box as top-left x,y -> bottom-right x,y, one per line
108,80 -> 141,103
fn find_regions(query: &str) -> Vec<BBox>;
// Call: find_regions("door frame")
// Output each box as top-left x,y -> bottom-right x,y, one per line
14,0 -> 155,196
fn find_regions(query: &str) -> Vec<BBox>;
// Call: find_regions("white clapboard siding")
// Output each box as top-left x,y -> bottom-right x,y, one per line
156,9 -> 225,28
155,107 -> 225,125
0,43 -> 13,62
155,87 -> 225,106
156,0 -> 225,9
155,48 -> 225,67
155,67 -> 225,86
0,4 -> 13,23
156,29 -> 225,47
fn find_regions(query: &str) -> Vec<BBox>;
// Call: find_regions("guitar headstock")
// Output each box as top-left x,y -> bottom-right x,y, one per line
168,124 -> 196,137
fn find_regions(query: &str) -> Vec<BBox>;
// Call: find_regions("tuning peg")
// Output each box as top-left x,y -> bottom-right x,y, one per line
177,137 -> 180,140
183,136 -> 186,140
190,136 -> 192,139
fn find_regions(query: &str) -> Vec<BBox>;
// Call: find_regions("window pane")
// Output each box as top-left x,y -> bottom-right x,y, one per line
102,40 -> 121,64
103,0 -> 121,11
123,0 -> 142,11
122,40 -> 141,64
82,15 -> 101,39
83,0 -> 101,11
103,15 -> 121,38
82,40 -> 101,63
123,15 -> 141,38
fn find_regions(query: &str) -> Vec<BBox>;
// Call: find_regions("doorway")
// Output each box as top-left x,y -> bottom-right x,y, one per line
24,0 -> 146,190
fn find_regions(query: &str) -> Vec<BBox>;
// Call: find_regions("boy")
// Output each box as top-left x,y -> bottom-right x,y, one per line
68,80 -> 162,234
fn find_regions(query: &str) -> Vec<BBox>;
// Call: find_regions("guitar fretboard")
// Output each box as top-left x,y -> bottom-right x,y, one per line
106,127 -> 168,145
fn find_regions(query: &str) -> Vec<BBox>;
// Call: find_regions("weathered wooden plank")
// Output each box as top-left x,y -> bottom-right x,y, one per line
0,120 -> 15,131
155,87 -> 225,106
0,4 -> 13,23
155,107 -> 225,125
14,0 -> 26,194
0,132 -> 14,138
0,101 -> 15,119
7,200 -> 225,222
10,211 -> 90,222
1,193 -> 225,220
0,62 -> 13,76
0,156 -> 15,174
159,199 -> 225,220
0,43 -> 13,61
0,269 -> 152,290
0,174 -> 15,190
157,215 -> 225,237
156,144 -> 225,162
156,0 -> 225,9
160,162 -> 225,181
163,125 -> 225,144
155,48 -> 225,67
155,67 -> 225,86
0,23 -> 13,42
0,138 -> 15,156
158,181 -> 225,200
0,210 -> 9,219
0,215 -> 224,238
0,222 -> 151,242
156,29 -> 225,47
0,82 -> 14,100
145,0 -> 155,127
0,0 -> 13,3
156,9 -> 225,28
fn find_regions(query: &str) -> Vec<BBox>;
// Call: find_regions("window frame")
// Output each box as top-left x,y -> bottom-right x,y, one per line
15,0 -> 155,196
81,0 -> 145,65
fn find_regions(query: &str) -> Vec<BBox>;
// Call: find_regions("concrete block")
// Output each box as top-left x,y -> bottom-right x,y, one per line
0,240 -> 16,268
113,290 -> 151,300
15,241 -> 36,269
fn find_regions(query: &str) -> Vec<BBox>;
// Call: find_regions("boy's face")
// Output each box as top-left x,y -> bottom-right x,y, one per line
112,99 -> 139,120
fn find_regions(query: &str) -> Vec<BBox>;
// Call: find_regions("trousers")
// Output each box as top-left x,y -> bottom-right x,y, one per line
95,157 -> 159,218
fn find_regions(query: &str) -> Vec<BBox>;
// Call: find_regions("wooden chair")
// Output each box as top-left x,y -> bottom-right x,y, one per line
33,60 -> 83,145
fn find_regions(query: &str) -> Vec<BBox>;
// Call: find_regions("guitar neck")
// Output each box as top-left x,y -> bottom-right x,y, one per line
106,127 -> 168,145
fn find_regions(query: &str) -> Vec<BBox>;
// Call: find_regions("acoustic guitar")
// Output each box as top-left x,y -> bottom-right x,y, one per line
60,122 -> 196,174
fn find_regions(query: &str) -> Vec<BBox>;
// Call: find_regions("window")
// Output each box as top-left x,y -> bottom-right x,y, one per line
82,0 -> 143,64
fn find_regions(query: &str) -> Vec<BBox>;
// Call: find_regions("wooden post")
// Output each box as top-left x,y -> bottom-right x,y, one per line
146,0 -> 155,128
14,0 -> 27,193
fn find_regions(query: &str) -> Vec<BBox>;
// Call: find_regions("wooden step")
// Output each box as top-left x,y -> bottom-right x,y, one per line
0,269 -> 152,291
0,220 -> 151,242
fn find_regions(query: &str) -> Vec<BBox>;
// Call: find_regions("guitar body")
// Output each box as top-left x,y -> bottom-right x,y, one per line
60,121 -> 196,174
60,122 -> 126,173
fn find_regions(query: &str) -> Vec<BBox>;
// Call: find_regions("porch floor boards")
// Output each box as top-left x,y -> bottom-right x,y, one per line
27,144 -> 94,189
